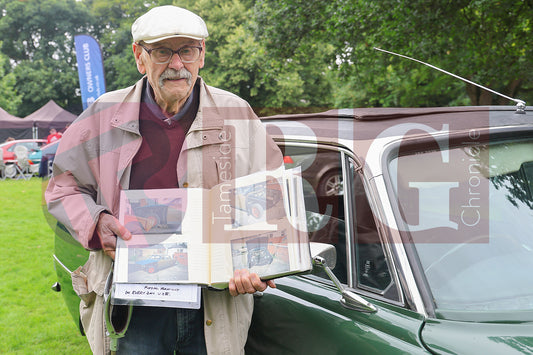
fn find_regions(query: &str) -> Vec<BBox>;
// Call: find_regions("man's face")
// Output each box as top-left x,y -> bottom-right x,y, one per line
133,37 -> 205,110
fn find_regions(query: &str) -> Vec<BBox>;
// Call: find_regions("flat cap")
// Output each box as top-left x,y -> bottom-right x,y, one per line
132,6 -> 208,44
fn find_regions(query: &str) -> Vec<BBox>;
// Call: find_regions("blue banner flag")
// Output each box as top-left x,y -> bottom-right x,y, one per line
74,34 -> 106,110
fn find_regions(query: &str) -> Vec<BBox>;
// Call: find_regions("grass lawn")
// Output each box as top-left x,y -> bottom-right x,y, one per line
0,178 -> 91,354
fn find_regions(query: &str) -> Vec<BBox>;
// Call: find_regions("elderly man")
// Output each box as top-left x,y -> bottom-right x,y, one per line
46,5 -> 282,354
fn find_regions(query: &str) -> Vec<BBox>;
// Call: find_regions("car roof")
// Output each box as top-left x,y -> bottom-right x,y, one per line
41,139 -> 60,150
261,106 -> 533,143
0,138 -> 46,148
1,138 -> 46,144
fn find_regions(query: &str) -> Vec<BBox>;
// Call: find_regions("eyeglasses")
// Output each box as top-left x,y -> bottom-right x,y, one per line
138,43 -> 203,64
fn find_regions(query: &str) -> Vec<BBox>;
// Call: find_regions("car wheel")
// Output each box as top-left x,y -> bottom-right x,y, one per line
5,164 -> 16,179
317,170 -> 343,196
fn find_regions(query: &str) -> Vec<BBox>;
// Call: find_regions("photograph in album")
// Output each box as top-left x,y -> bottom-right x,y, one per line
230,230 -> 291,277
124,236 -> 189,283
121,195 -> 184,235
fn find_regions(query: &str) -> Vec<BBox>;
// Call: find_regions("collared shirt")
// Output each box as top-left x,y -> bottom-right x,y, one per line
142,80 -> 199,123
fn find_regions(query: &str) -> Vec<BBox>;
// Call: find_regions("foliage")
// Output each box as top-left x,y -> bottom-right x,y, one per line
0,48 -> 22,114
253,0 -> 533,107
178,0 -> 334,114
0,0 -> 98,115
12,59 -> 81,116
0,0 -> 531,116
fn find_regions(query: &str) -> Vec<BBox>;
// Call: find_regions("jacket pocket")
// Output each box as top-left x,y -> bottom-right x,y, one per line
71,251 -> 111,355
72,265 -> 96,307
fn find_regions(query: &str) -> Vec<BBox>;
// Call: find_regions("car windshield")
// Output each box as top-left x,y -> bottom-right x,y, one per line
387,136 -> 533,318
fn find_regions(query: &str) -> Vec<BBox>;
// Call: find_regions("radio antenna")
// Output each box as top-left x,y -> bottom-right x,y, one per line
374,47 -> 526,114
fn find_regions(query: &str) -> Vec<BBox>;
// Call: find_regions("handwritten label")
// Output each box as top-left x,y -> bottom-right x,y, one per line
113,284 -> 201,309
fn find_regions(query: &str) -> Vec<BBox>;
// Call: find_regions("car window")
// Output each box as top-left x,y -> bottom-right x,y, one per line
280,145 -> 347,283
280,143 -> 400,301
388,137 -> 533,316
349,160 -> 400,301
25,142 -> 40,151
7,141 -> 42,152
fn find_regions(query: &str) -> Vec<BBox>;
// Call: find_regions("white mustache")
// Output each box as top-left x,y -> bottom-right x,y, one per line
159,68 -> 192,87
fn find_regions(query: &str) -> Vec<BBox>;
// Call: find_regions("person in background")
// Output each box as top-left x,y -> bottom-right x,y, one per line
46,5 -> 282,354
46,128 -> 62,144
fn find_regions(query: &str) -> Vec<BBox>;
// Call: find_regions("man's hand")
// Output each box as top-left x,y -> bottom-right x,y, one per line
96,213 -> 132,259
228,269 -> 276,296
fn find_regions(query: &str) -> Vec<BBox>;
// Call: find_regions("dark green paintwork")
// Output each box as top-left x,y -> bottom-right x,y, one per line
246,275 -> 428,354
246,274 -> 533,354
52,220 -> 89,330
421,319 -> 533,354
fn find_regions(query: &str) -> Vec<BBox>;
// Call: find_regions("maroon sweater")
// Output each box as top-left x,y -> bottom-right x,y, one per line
129,102 -> 196,189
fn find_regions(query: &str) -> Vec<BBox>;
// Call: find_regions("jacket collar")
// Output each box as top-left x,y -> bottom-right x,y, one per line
189,77 -> 225,132
110,76 -> 224,133
109,77 -> 145,134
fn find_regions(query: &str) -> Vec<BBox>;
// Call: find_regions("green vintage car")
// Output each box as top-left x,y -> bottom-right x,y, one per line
49,105 -> 533,353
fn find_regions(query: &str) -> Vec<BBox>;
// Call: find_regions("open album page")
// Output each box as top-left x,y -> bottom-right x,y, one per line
115,188 -> 211,285
207,166 -> 310,285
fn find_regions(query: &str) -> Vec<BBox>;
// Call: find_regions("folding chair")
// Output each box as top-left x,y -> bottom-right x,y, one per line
14,145 -> 32,180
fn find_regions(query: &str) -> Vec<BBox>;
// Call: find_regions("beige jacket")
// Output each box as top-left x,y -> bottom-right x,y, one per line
46,77 -> 282,354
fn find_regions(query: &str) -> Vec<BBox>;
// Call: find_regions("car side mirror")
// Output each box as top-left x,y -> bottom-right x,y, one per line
311,242 -> 377,313
310,242 -> 336,268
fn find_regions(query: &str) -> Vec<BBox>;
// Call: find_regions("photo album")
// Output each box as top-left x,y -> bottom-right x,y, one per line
111,166 -> 311,308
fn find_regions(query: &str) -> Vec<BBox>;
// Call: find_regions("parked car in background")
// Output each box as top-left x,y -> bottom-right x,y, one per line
37,140 -> 60,178
28,148 -> 42,165
0,138 -> 46,163
47,106 -> 533,353
1,139 -> 47,178
283,147 -> 343,196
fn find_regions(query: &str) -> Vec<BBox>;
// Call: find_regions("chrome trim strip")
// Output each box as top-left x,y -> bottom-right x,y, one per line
360,172 -> 406,305
370,174 -> 427,317
340,150 -> 355,287
53,254 -> 73,275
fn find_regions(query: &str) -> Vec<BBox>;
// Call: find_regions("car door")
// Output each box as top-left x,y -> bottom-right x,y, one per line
246,143 -> 428,354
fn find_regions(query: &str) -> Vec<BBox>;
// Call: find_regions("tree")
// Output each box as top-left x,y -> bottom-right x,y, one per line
0,0 -> 97,115
175,0 -> 335,115
253,0 -> 533,107
3,0 -> 528,115
0,47 -> 21,114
